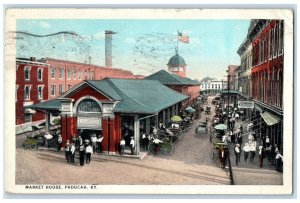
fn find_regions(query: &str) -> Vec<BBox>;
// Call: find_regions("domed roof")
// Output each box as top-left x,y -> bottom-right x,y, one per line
167,51 -> 186,67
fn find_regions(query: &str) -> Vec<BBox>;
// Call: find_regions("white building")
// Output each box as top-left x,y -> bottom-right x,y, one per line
200,80 -> 227,95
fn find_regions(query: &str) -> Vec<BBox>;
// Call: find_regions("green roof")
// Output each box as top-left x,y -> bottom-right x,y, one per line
88,79 -> 188,114
25,99 -> 61,110
145,70 -> 200,86
167,53 -> 186,67
27,79 -> 188,114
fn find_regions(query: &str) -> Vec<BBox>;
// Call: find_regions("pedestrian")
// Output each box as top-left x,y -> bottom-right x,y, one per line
65,140 -> 70,162
85,144 -> 93,164
235,112 -> 239,121
243,143 -> 250,163
78,135 -> 83,146
70,143 -> 75,163
234,144 -> 241,166
152,127 -> 158,138
96,135 -> 103,153
248,133 -> 254,142
120,137 -> 125,155
249,140 -> 257,161
153,138 -> 163,155
44,131 -> 53,149
258,145 -> 265,168
218,146 -> 228,169
237,134 -> 243,148
79,145 -> 85,166
275,151 -> 283,172
91,134 -> 97,153
141,132 -> 147,151
265,135 -> 270,147
265,145 -> 273,165
57,134 -> 62,152
130,137 -> 135,155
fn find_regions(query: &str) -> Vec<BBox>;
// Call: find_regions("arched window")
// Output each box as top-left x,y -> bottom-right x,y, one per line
77,99 -> 101,113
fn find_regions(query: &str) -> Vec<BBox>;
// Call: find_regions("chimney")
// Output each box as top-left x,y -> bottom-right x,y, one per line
30,57 -> 36,62
105,30 -> 116,68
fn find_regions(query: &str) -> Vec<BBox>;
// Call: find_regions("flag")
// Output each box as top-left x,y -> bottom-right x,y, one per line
177,31 -> 189,44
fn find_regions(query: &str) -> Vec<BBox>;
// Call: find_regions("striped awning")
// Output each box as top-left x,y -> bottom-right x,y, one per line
260,111 -> 281,126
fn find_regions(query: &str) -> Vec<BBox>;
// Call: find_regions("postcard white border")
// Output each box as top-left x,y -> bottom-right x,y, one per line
4,8 -> 294,195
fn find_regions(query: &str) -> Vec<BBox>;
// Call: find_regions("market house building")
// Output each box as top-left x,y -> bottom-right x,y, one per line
27,78 -> 188,155
145,70 -> 200,108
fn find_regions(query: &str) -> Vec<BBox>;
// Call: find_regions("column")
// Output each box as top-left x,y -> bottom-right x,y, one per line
162,110 -> 166,125
146,118 -> 150,135
167,108 -> 171,124
154,115 -> 159,128
134,115 -> 140,155
175,104 -> 178,115
45,112 -> 51,132
172,106 -> 175,117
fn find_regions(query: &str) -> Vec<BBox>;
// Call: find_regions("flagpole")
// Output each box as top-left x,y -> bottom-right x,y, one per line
176,30 -> 179,54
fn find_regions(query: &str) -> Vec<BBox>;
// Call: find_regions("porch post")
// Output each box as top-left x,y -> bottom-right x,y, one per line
134,115 -> 140,155
162,110 -> 166,125
45,112 -> 51,132
145,118 -> 150,135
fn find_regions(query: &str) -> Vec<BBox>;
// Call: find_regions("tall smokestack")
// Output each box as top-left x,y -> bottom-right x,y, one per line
105,30 -> 116,67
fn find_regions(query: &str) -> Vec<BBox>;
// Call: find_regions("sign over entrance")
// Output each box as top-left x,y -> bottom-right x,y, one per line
238,101 -> 254,109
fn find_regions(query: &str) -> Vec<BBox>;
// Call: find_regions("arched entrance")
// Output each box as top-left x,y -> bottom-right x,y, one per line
74,97 -> 102,142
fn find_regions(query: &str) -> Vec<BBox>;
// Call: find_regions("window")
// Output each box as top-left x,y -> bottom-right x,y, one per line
59,84 -> 63,95
85,71 -> 88,79
24,86 -> 31,100
51,85 -> 56,96
218,84 -> 220,89
37,68 -> 43,81
24,113 -> 32,123
38,85 -> 44,100
179,67 -> 184,71
24,66 -> 31,81
270,29 -> 273,59
212,84 -> 214,89
16,85 -> 19,101
78,70 -> 82,80
67,68 -> 71,79
59,67 -> 64,79
274,24 -> 278,57
279,20 -> 284,55
73,69 -> 77,79
51,67 -> 55,79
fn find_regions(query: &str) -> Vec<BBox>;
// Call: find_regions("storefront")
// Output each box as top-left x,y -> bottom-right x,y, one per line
27,78 -> 187,155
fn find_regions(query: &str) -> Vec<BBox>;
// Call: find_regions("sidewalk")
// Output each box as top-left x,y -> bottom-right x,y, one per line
228,118 -> 283,185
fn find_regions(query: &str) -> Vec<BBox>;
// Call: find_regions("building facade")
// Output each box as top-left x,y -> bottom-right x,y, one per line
16,58 -> 49,129
200,80 -> 227,95
238,19 -> 284,151
16,57 -> 143,134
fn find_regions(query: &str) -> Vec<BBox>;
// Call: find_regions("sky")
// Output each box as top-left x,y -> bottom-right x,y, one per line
16,19 -> 250,80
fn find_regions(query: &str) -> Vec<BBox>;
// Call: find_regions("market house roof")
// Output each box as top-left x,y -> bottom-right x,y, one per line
86,79 -> 188,114
145,70 -> 200,86
25,99 -> 61,111
27,78 -> 188,114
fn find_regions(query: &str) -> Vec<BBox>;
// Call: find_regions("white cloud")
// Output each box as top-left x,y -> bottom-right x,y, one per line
123,38 -> 136,45
93,31 -> 105,40
39,21 -> 50,28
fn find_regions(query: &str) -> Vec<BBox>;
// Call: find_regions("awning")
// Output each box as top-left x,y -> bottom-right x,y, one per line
260,111 -> 281,126
25,99 -> 61,111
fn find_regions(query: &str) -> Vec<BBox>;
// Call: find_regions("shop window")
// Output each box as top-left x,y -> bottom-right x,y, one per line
77,99 -> 101,113
24,66 -> 31,81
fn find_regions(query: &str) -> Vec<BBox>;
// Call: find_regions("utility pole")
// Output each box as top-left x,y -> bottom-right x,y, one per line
227,74 -> 230,130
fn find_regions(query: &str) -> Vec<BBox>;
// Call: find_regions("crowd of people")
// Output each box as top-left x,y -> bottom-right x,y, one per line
212,100 -> 283,172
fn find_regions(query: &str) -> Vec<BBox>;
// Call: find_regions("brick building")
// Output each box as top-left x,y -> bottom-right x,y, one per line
237,19 -> 284,151
16,57 -> 143,134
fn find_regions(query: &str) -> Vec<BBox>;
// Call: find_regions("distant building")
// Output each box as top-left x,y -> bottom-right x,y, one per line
200,80 -> 227,95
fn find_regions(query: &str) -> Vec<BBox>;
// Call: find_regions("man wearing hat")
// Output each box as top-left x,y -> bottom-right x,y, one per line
79,145 -> 85,166
96,134 -> 104,153
65,140 -> 70,162
234,144 -> 241,166
120,137 -> 125,155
